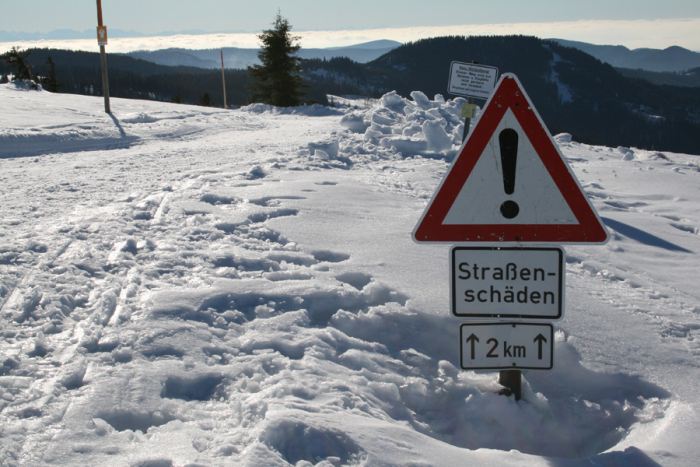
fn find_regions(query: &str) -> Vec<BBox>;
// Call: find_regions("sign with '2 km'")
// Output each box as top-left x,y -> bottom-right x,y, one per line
460,323 -> 553,369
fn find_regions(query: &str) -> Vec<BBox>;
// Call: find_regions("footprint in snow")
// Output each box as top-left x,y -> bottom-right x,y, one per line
336,271 -> 372,290
311,250 -> 350,263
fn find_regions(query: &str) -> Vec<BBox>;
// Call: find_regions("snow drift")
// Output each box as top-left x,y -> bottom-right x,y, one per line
1,83 -> 699,466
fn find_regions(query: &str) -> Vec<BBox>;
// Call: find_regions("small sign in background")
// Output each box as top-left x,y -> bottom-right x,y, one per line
97,25 -> 108,46
448,62 -> 499,100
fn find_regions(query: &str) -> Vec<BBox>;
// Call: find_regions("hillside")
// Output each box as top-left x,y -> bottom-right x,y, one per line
1,82 -> 699,466
3,36 -> 700,153
552,39 -> 700,72
0,48 -> 252,107
617,66 -> 700,88
355,36 -> 700,154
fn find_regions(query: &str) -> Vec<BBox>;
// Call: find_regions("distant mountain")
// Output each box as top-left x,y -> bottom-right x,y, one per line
300,40 -> 402,63
551,39 -> 700,72
126,40 -> 402,69
128,48 -> 245,69
327,40 -> 402,51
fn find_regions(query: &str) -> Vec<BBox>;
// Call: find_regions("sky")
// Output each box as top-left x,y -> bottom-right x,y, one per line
1,0 -> 700,50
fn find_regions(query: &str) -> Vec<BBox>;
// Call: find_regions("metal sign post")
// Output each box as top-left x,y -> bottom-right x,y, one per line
499,370 -> 522,400
220,49 -> 228,109
96,0 -> 110,113
461,100 -> 477,142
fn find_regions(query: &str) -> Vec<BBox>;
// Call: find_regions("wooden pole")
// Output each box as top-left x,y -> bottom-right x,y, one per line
220,49 -> 228,109
96,0 -> 111,113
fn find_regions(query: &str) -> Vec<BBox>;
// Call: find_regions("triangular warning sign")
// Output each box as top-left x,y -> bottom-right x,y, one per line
414,73 -> 608,244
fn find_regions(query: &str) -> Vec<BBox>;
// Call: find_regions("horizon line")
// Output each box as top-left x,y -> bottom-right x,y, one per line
1,18 -> 699,54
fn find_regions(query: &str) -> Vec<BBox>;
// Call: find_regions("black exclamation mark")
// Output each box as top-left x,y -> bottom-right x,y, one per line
499,128 -> 519,219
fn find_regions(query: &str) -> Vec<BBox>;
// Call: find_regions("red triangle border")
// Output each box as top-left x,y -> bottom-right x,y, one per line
413,74 -> 608,244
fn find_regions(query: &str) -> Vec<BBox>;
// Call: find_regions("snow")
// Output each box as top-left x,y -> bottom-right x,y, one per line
341,90 -> 469,160
1,83 -> 700,466
546,48 -> 574,104
240,103 -> 344,117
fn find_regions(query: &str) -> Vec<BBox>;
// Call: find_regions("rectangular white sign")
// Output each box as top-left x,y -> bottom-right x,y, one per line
460,323 -> 553,370
451,247 -> 564,319
97,25 -> 108,46
447,62 -> 498,99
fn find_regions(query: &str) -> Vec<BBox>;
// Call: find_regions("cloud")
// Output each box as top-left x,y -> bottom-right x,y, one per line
1,18 -> 698,54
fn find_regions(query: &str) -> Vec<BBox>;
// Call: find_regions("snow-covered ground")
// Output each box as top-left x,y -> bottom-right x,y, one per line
1,83 -> 699,466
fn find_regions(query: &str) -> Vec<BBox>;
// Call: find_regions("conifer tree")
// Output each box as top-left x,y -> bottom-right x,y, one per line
248,13 -> 303,106
43,56 -> 58,92
3,47 -> 33,81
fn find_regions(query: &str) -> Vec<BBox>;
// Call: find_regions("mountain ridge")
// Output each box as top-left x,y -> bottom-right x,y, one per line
126,40 -> 402,69
306,36 -> 700,153
551,38 -> 700,72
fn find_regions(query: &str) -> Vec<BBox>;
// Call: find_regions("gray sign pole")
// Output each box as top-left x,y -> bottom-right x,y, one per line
96,0 -> 111,114
499,370 -> 522,400
461,97 -> 472,142
220,49 -> 228,109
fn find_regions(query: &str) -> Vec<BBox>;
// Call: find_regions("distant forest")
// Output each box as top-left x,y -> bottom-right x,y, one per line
0,49 -> 254,107
617,67 -> 700,88
2,36 -> 700,154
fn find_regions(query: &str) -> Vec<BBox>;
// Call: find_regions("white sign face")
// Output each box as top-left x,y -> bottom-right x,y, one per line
451,247 -> 564,319
448,62 -> 498,99
443,108 -> 577,226
97,26 -> 108,46
460,323 -> 553,370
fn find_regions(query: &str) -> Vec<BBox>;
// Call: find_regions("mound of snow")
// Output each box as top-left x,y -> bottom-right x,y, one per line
554,133 -> 573,144
308,138 -> 339,159
121,112 -> 160,124
617,146 -> 636,161
339,111 -> 368,133
340,90 -> 471,160
7,80 -> 42,91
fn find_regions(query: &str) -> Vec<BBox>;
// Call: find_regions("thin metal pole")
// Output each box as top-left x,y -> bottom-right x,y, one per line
498,370 -> 522,400
220,49 -> 228,109
96,0 -> 110,113
462,97 -> 472,142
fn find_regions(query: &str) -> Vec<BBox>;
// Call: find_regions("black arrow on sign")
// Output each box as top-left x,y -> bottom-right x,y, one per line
534,334 -> 547,360
466,334 -> 479,359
